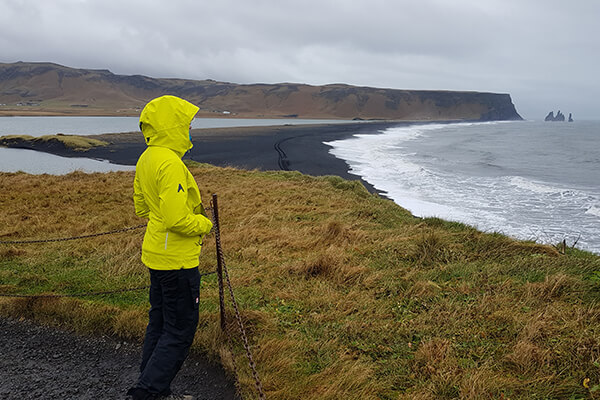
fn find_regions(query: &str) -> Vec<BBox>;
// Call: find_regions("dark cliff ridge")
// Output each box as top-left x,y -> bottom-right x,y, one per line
0,62 -> 523,121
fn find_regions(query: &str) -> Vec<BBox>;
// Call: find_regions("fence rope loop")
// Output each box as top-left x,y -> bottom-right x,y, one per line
0,222 -> 216,298
0,224 -> 148,245
0,200 -> 256,399
210,194 -> 266,400
0,285 -> 150,298
0,270 -> 217,299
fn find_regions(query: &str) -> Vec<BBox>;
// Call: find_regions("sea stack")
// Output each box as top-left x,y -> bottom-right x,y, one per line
545,110 -> 567,122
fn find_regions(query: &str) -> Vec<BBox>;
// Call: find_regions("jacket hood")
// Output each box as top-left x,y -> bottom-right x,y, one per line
139,95 -> 199,157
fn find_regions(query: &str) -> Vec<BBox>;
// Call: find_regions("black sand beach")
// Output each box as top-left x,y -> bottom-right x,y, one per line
54,121 -> 403,193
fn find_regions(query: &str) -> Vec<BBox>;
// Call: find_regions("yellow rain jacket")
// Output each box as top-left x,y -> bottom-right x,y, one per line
134,95 -> 213,270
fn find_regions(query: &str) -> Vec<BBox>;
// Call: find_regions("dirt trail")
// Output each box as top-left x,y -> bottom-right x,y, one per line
0,317 -> 238,400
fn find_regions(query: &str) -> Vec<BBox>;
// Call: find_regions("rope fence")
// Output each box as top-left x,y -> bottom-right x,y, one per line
0,195 -> 265,399
0,224 -> 147,245
211,194 -> 266,400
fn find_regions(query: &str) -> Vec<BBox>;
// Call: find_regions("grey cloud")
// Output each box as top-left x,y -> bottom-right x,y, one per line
1,0 -> 599,118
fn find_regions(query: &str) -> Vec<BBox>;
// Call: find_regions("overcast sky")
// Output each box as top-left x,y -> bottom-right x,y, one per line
1,0 -> 598,119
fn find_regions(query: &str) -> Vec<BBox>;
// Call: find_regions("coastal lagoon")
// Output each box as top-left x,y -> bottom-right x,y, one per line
326,120 -> 600,254
0,116 -> 352,137
0,116 -> 355,174
0,147 -> 135,174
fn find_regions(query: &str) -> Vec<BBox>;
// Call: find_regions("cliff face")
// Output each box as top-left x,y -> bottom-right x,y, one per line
0,62 -> 522,121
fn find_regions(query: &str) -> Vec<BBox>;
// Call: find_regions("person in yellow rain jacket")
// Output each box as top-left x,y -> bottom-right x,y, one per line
128,95 -> 213,400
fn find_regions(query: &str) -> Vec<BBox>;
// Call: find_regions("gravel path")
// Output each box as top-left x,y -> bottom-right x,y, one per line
0,317 -> 238,400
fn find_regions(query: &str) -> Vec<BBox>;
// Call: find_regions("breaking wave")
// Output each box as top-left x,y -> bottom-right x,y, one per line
325,121 -> 600,254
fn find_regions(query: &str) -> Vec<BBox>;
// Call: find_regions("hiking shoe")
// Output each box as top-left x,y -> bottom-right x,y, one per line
158,394 -> 194,400
126,387 -> 154,400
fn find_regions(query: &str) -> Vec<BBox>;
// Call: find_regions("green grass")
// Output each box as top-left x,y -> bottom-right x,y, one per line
1,166 -> 600,399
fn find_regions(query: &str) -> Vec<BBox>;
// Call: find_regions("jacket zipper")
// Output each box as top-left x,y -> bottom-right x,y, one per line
165,231 -> 169,250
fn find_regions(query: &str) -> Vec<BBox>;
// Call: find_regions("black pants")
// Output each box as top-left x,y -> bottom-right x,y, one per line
135,267 -> 200,396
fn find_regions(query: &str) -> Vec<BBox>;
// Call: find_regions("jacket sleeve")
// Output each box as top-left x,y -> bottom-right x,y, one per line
158,160 -> 213,236
133,172 -> 150,219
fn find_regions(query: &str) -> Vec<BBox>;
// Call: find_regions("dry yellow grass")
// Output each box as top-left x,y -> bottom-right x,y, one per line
1,165 -> 600,399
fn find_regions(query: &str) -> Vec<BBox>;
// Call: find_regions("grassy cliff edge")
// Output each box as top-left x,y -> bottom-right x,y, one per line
0,165 -> 599,399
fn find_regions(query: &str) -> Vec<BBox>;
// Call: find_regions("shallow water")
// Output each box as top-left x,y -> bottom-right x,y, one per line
0,147 -> 134,175
0,116 -> 352,137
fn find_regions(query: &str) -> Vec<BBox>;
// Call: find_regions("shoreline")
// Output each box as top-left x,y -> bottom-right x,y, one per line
0,119 -> 488,197
3,121 -> 413,195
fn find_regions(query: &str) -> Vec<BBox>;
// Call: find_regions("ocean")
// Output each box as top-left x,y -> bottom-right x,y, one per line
325,120 -> 600,254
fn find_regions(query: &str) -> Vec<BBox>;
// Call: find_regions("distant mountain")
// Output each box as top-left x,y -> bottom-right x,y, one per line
0,62 -> 522,120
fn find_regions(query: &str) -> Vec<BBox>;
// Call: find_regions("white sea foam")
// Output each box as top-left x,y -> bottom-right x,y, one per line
509,176 -> 564,194
586,206 -> 600,218
325,121 -> 600,254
